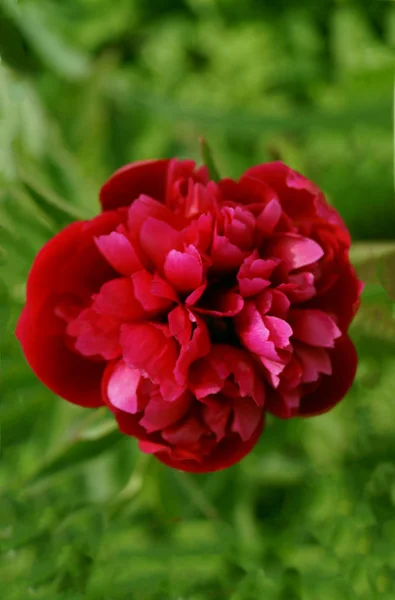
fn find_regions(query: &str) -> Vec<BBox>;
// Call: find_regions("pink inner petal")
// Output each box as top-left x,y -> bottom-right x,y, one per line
140,392 -> 191,433
140,217 -> 182,268
268,234 -> 324,270
290,309 -> 342,348
131,270 -> 175,314
256,198 -> 282,235
168,305 -> 193,346
210,234 -> 249,271
263,316 -> 293,349
174,316 -> 211,385
67,308 -> 121,360
107,360 -> 141,413
95,231 -> 143,275
92,278 -> 145,321
295,344 -> 332,383
121,322 -> 178,383
164,246 -> 203,293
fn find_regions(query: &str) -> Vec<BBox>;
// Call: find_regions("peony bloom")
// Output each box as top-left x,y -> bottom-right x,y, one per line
16,158 -> 362,472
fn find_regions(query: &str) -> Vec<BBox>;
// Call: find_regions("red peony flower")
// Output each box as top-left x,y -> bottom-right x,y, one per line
16,158 -> 362,472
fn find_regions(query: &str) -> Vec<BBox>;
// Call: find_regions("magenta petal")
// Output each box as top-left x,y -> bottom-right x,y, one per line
183,213 -> 213,253
202,398 -> 232,441
268,234 -> 324,270
189,360 -> 224,398
139,440 -> 171,456
131,270 -> 175,314
174,316 -> 211,385
238,253 -> 278,297
92,278 -> 145,320
291,309 -> 341,348
279,272 -> 316,302
256,198 -> 282,235
263,316 -> 293,349
128,195 -> 176,239
150,273 -> 179,303
295,344 -> 332,383
235,302 -> 270,354
107,360 -> 141,413
121,322 -> 178,383
239,277 -> 270,297
164,246 -> 203,293
185,283 -> 207,306
168,305 -> 193,346
140,392 -> 191,433
231,397 -> 262,442
260,357 -> 286,388
210,234 -> 249,271
67,308 -> 121,360
162,416 -> 207,445
140,217 -> 182,268
267,289 -> 291,317
95,231 -> 143,275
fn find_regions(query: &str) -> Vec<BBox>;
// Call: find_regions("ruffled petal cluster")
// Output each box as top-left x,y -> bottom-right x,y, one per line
17,159 -> 361,472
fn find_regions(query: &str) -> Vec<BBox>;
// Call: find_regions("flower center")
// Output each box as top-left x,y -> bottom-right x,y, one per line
204,316 -> 240,346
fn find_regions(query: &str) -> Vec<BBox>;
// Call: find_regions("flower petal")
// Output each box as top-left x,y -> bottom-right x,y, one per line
164,246 -> 203,293
268,234 -> 324,270
121,322 -> 178,387
67,308 -> 121,360
174,316 -> 211,385
298,335 -> 357,416
16,305 -> 105,408
100,159 -> 170,211
168,305 -> 193,346
140,217 -> 182,268
290,309 -> 341,348
92,278 -> 145,320
140,392 -> 191,433
295,344 -> 332,383
131,270 -> 175,314
95,231 -> 143,275
231,397 -> 263,442
256,198 -> 282,235
106,360 -> 141,414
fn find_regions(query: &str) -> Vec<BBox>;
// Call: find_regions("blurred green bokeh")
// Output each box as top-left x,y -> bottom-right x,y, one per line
1,0 -> 395,598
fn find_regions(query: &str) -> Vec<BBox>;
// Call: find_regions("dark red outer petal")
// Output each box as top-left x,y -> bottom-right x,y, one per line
306,262 -> 361,330
16,211 -> 125,407
154,416 -> 264,473
16,306 -> 105,407
100,159 -> 171,211
297,334 -> 358,417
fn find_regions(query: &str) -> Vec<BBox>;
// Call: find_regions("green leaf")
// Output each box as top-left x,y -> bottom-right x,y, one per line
18,167 -> 92,223
1,0 -> 90,81
199,137 -> 221,181
0,4 -> 40,73
29,416 -> 122,482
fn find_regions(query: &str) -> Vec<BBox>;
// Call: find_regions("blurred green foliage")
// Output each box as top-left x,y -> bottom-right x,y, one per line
1,0 -> 395,598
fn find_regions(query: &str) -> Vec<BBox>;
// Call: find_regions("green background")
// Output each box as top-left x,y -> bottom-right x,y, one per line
1,0 -> 395,598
